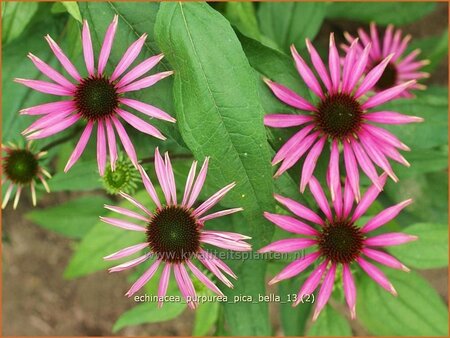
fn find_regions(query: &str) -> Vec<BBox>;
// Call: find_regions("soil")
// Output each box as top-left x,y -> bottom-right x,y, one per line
2,3 -> 448,336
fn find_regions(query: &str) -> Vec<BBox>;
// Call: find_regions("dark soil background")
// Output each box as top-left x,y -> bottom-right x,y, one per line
2,3 -> 448,336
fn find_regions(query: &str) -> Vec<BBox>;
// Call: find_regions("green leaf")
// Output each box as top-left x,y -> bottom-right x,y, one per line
391,147 -> 448,179
307,305 -> 352,336
193,300 -> 220,336
379,86 -> 448,150
225,2 -> 261,41
113,301 -> 186,332
50,160 -> 103,191
357,269 -> 448,336
26,195 -> 109,239
387,223 -> 448,269
2,2 -> 38,44
258,2 -> 327,52
155,3 -> 275,335
326,2 -> 436,26
64,190 -> 150,278
79,2 -> 186,151
61,2 -> 82,23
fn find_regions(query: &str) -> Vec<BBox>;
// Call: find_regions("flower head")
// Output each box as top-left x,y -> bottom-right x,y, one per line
259,174 -> 417,320
102,148 -> 250,309
2,141 -> 51,209
102,154 -> 140,195
264,33 -> 423,200
342,23 -> 429,97
16,16 -> 175,175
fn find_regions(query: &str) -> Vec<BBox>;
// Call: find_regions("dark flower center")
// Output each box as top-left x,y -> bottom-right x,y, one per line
374,61 -> 398,91
75,76 -> 118,121
318,219 -> 364,264
146,206 -> 201,263
315,93 -> 363,139
3,149 -> 39,184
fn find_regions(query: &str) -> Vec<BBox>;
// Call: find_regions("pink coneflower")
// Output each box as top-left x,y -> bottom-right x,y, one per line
102,148 -> 250,309
259,174 -> 417,320
16,16 -> 175,175
1,141 -> 51,209
342,22 -> 429,97
264,33 -> 423,200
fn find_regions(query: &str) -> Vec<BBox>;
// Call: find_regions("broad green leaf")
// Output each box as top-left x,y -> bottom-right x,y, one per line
79,2 -> 186,151
50,160 -> 103,191
326,2 -> 436,26
155,3 -> 274,335
258,2 -> 327,52
193,300 -> 220,336
26,195 -> 109,238
408,29 -> 448,74
2,2 -> 38,44
64,190 -> 150,278
388,223 -> 448,269
391,147 -> 448,179
113,301 -> 186,333
307,305 -> 352,336
225,2 -> 261,41
357,269 -> 448,336
61,2 -> 82,23
378,86 -> 448,150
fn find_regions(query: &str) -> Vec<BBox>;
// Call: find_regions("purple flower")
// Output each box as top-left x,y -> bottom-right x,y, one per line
16,16 -> 175,175
2,141 -> 51,209
264,33 -> 423,200
259,173 -> 417,320
102,148 -> 250,309
342,23 -> 429,97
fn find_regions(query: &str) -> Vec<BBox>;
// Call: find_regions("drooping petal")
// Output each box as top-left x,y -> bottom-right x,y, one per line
269,252 -> 320,285
175,263 -> 198,309
117,53 -> 166,88
364,111 -> 423,124
328,33 -> 341,94
82,20 -> 95,76
97,120 -> 107,176
347,42 -> 371,91
104,119 -> 118,170
364,232 -> 418,247
264,114 -> 313,128
109,253 -> 152,273
193,182 -> 236,217
350,140 -> 381,190
154,148 -> 171,204
342,38 -> 359,93
291,44 -> 324,99
186,157 -> 209,208
157,263 -> 171,308
111,34 -> 148,81
356,257 -> 397,295
119,191 -> 153,217
125,259 -> 161,297
98,15 -> 118,75
64,121 -> 93,172
293,260 -> 329,306
111,116 -> 138,167
362,124 -> 410,151
308,176 -> 333,221
342,263 -> 357,319
199,208 -> 243,222
28,53 -> 75,90
362,199 -> 413,233
263,212 -> 319,236
117,71 -> 174,93
181,160 -> 197,207
306,38 -> 332,91
164,152 -> 177,205
197,251 -> 234,288
352,173 -> 388,222
300,137 -> 326,193
363,248 -> 409,271
355,54 -> 394,98
100,216 -> 147,232
263,79 -> 315,111
20,100 -> 75,115
274,194 -> 324,226
343,178 -> 354,218
258,238 -> 316,253
119,98 -> 176,122
362,80 -> 416,110
14,78 -> 74,96
104,242 -> 149,260
116,108 -> 166,140
12,186 -> 22,210
201,235 -> 251,252
186,260 -> 224,296
312,263 -> 337,321
27,114 -> 80,140
328,140 -> 340,202
45,34 -> 82,81
137,165 -> 161,209
104,204 -> 149,222
2,183 -> 14,209
343,140 -> 361,201
272,124 -> 314,165
369,22 -> 381,58
22,107 -> 74,134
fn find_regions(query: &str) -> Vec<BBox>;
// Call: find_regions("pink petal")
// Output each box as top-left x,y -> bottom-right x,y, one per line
181,160 -> 198,207
28,53 -> 75,90
164,152 -> 177,205
197,251 -> 234,288
116,53 -> 165,88
97,120 -> 107,176
356,257 -> 397,295
45,34 -> 82,81
343,264 -> 357,319
186,260 -> 224,296
64,121 -> 93,172
82,20 -> 95,76
27,113 -> 79,140
343,178 -> 354,218
352,173 -> 388,222
111,34 -> 148,81
119,98 -> 176,122
308,176 -> 333,221
98,15 -> 118,76
201,230 -> 250,241
291,44 -> 324,99
264,114 -> 312,128
109,253 -> 152,272
186,157 -> 209,208
369,23 -> 381,58
343,140 -> 361,201
117,71 -> 173,93
363,124 -> 410,151
363,248 -> 409,271
125,259 -> 161,297
199,207 -> 243,222
312,263 -> 337,321
194,182 -> 236,217
258,238 -> 316,253
22,107 -> 74,134
364,232 -> 418,247
274,194 -> 324,226
293,260 -> 329,306
263,78 -> 315,111
137,165 -> 161,209
20,100 -> 75,115
348,42 -> 371,91
306,38 -> 332,92
14,78 -> 74,96
104,119 -> 118,170
269,252 -> 320,285
104,204 -> 149,222
174,264 -> 197,309
300,136 -> 326,193
362,199 -> 412,233
100,216 -> 147,232
116,108 -> 166,140
332,181 -> 343,218
362,80 -> 417,110
342,38 -> 359,94
200,235 -> 251,252
119,191 -> 153,217
328,33 -> 341,94
382,25 -> 394,57
328,140 -> 340,202
263,212 -> 319,236
2,183 -> 14,209
111,116 -> 138,167
350,140 -> 381,190
272,124 -> 315,165
154,148 -> 172,204
104,242 -> 149,260
355,54 -> 394,98
364,111 -> 423,124
157,263 -> 171,308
